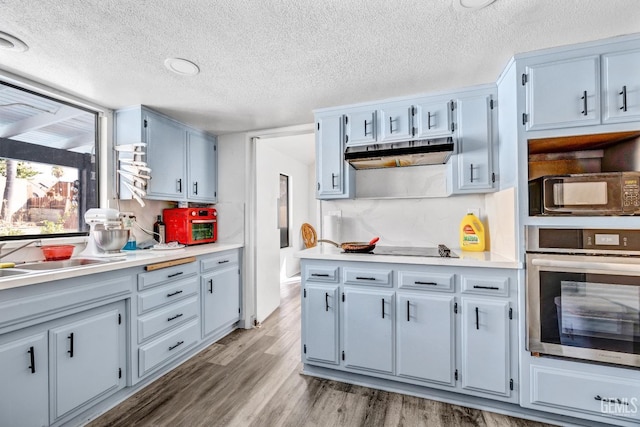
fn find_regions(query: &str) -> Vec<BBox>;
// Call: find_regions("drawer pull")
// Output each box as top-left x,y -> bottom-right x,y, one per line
168,271 -> 184,278
356,276 -> 376,281
473,285 -> 500,290
169,340 -> 184,351
594,395 -> 630,405
312,273 -> 330,277
167,290 -> 183,297
67,333 -> 74,358
218,260 -> 229,264
415,281 -> 437,286
27,346 -> 36,374
168,313 -> 184,322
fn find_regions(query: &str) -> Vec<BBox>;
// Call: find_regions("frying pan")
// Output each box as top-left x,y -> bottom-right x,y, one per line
319,237 -> 379,253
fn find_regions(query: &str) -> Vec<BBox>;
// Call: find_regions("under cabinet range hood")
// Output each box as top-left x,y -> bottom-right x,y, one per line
344,137 -> 455,170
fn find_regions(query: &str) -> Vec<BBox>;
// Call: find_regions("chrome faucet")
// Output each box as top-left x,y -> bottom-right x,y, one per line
0,239 -> 42,261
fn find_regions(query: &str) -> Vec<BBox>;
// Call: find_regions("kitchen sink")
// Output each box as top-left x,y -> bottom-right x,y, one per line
19,258 -> 108,270
0,268 -> 30,277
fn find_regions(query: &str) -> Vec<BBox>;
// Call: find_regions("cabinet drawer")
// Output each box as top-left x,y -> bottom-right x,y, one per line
304,265 -> 339,283
398,271 -> 454,292
137,276 -> 199,314
138,319 -> 199,377
344,268 -> 392,287
137,296 -> 199,343
138,262 -> 198,290
531,365 -> 640,422
461,275 -> 509,297
201,251 -> 239,273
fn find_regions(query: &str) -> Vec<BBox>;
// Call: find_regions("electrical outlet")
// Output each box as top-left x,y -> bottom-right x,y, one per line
467,208 -> 480,217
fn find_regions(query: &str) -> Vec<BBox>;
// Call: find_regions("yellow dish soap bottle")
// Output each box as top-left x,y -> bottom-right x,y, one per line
459,213 -> 485,252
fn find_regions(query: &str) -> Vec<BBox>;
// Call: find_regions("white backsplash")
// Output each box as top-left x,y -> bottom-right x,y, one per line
320,194 -> 487,250
215,201 -> 245,243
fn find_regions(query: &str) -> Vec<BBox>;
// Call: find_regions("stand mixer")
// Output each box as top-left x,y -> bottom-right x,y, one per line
79,208 -> 128,257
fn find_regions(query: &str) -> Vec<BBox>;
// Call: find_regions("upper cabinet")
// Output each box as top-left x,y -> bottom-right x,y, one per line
115,106 -> 218,204
344,109 -> 377,146
524,56 -> 600,131
377,102 -> 415,143
415,99 -> 454,139
602,49 -> 640,124
315,114 -> 355,199
449,91 -> 497,194
522,46 -> 640,132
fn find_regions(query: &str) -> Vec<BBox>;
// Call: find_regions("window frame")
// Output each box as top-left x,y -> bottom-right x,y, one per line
0,79 -> 103,241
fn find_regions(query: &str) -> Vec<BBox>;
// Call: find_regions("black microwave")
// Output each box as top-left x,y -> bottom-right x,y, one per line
529,172 -> 640,216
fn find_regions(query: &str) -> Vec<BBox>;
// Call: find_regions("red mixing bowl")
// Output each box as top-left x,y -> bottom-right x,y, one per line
41,245 -> 75,261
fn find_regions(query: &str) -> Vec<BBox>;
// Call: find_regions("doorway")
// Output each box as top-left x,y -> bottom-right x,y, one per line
253,131 -> 316,323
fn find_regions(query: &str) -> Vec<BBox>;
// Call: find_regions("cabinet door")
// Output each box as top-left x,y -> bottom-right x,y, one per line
461,297 -> 510,397
345,109 -> 377,146
525,56 -> 600,131
415,100 -> 453,138
187,131 -> 218,202
145,111 -> 187,200
343,288 -> 394,374
378,103 -> 414,142
0,330 -> 48,427
316,115 -> 353,199
452,94 -> 495,193
50,303 -> 124,420
397,293 -> 455,386
602,49 -> 640,124
202,265 -> 241,337
302,284 -> 340,364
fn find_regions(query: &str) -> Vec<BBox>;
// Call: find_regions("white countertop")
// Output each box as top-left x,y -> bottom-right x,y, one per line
0,242 -> 243,291
296,244 -> 522,269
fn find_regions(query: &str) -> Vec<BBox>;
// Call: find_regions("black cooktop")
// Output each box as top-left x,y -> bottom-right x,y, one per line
372,245 -> 457,258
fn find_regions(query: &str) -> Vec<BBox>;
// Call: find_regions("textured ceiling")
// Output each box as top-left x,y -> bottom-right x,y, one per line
1,0 -> 639,135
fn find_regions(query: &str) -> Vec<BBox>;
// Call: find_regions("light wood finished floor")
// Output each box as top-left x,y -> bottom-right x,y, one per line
89,280 -> 552,427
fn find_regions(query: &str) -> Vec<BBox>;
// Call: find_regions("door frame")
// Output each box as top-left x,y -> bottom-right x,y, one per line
242,124 -> 315,327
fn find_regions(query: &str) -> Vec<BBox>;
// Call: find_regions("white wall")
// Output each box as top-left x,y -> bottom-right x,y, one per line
216,133 -> 247,244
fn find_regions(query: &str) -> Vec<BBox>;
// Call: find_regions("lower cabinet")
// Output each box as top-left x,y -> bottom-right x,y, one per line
302,284 -> 339,364
0,330 -> 48,427
397,292 -> 456,386
460,297 -> 510,396
201,250 -> 241,337
301,260 -> 517,404
342,288 -> 395,374
0,301 -> 126,427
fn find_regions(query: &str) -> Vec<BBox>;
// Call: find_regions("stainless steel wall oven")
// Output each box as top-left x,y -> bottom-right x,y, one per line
527,227 -> 640,368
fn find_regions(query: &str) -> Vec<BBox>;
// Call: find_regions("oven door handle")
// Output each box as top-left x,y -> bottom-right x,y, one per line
191,219 -> 217,224
531,258 -> 640,273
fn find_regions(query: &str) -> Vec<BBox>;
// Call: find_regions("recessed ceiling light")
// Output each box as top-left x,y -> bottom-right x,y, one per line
0,31 -> 28,52
456,0 -> 496,10
164,58 -> 200,76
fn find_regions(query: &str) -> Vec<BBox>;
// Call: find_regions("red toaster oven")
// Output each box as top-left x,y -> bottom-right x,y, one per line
163,207 -> 217,245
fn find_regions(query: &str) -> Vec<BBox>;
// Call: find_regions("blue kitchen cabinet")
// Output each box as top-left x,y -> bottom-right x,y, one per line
344,109 -> 377,146
201,250 -> 241,337
115,105 -> 217,203
302,284 -> 340,365
187,130 -> 218,203
342,288 -> 395,374
449,92 -> 496,194
414,99 -> 453,139
50,301 -> 125,421
0,329 -> 48,427
602,49 -> 640,124
524,56 -> 601,131
377,101 -> 415,143
396,292 -> 456,386
460,297 -> 511,397
315,114 -> 355,199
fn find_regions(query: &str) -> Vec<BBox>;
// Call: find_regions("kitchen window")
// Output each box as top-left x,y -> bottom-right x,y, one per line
0,81 -> 99,240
